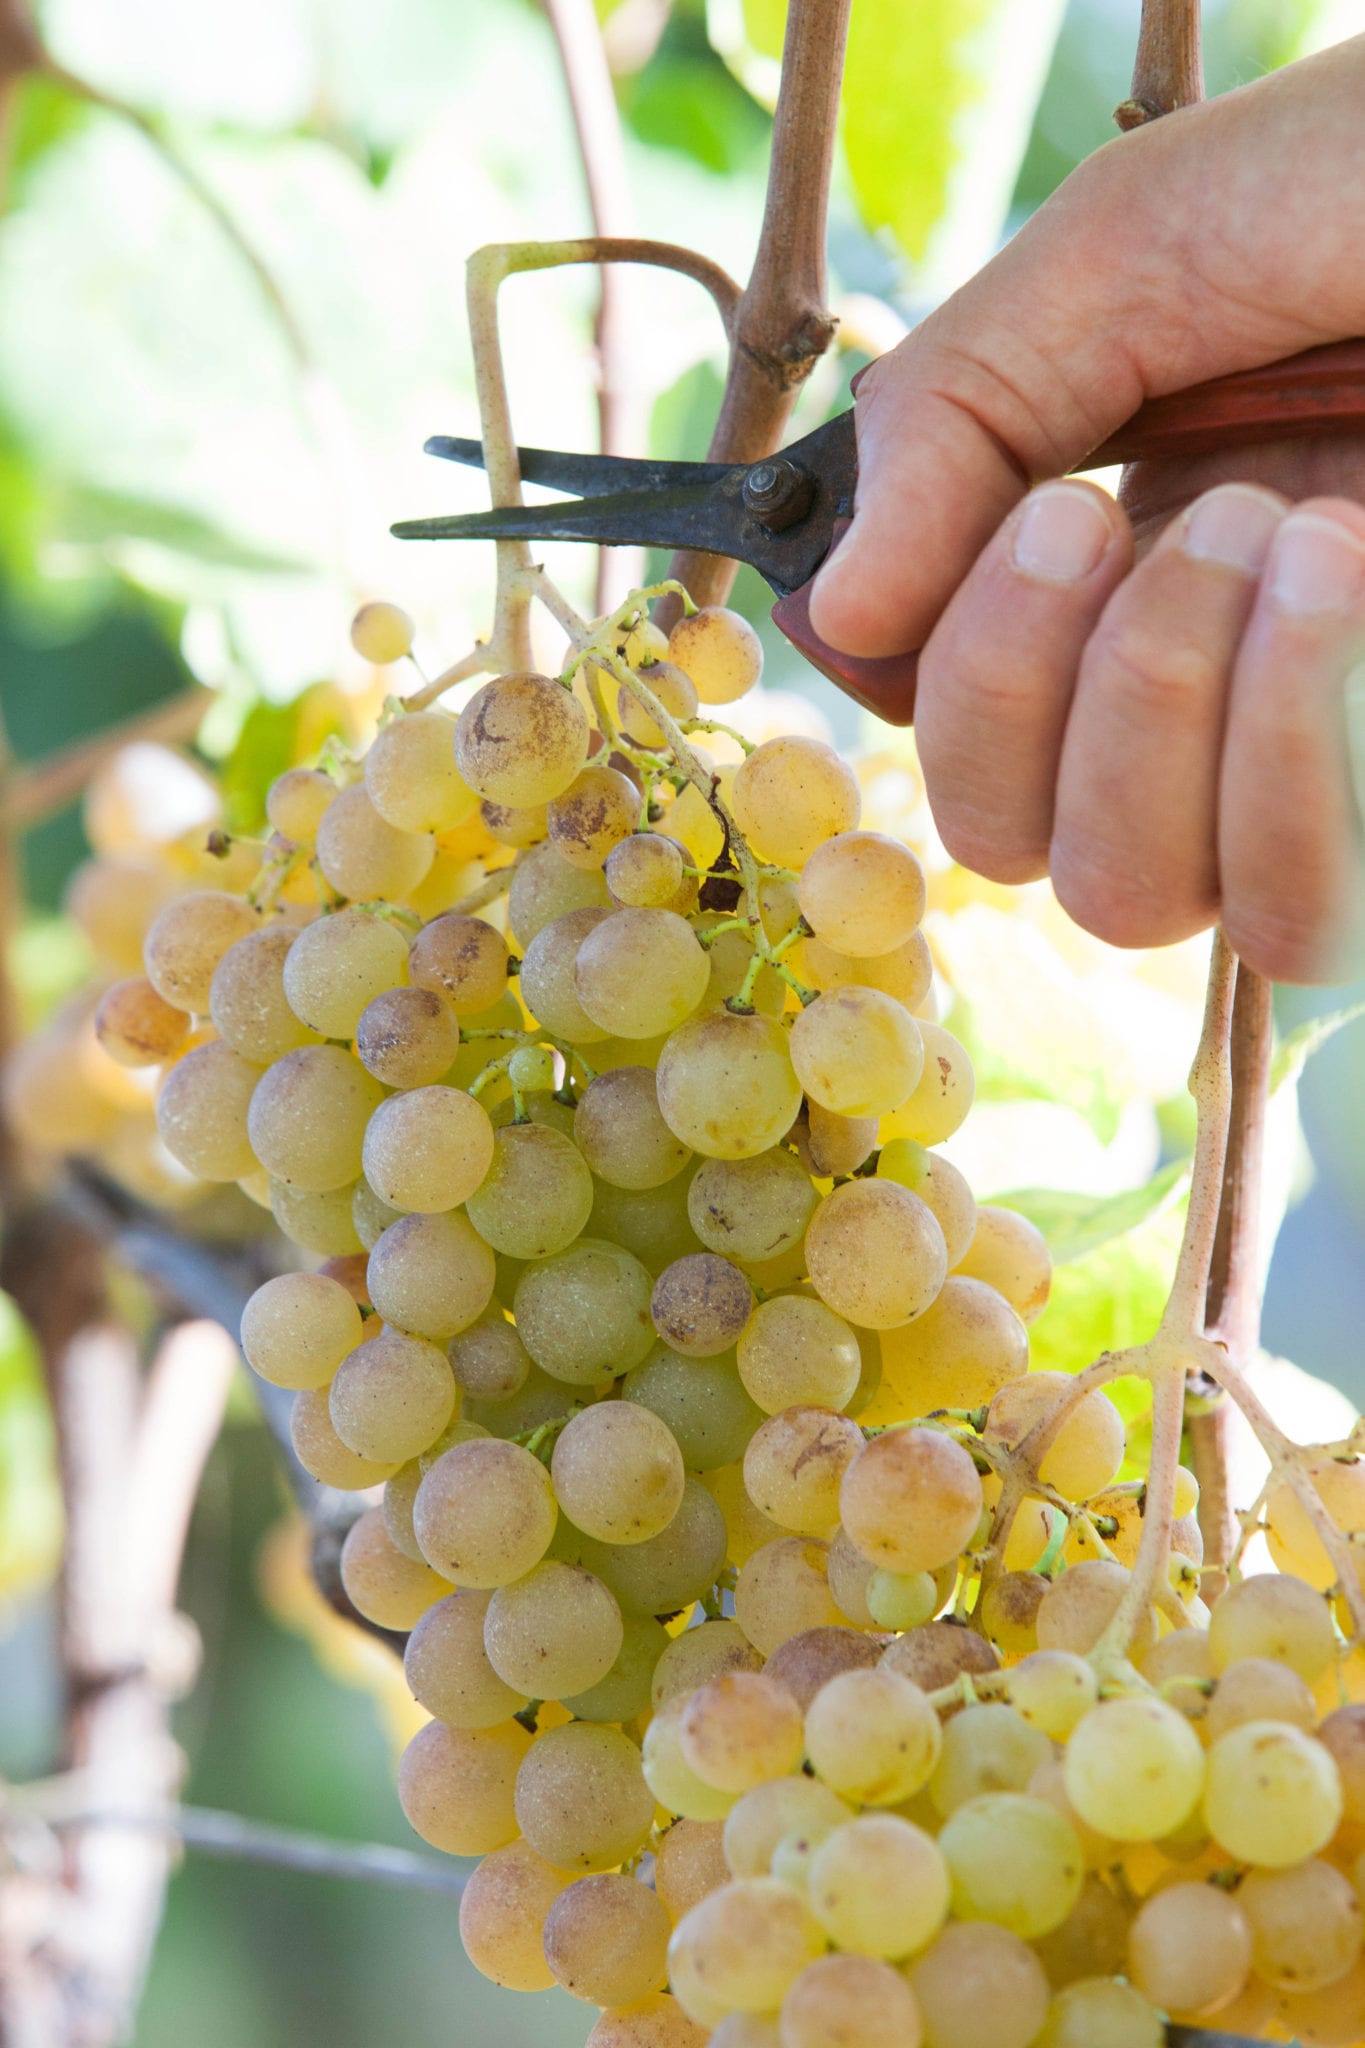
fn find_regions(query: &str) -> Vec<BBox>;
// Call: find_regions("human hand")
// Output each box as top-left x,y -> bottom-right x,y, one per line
808,37 -> 1365,983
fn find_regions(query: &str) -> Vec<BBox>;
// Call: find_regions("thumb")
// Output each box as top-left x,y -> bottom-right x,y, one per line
808,41 -> 1365,659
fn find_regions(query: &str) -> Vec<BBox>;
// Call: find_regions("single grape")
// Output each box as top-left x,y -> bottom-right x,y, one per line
397,1716 -> 531,1856
66,854 -> 177,973
655,1818 -> 731,1921
354,984 -> 460,1088
360,1084 -> 494,1214
412,1437 -> 557,1586
653,1620 -> 763,1713
604,831 -> 694,912
879,1620 -> 1001,1694
447,1305 -> 531,1403
797,1102 -> 878,1178
513,1721 -> 655,1872
367,1209 -> 496,1338
589,1172 -> 704,1276
1204,1719 -> 1343,1866
585,1995 -> 708,2048
807,1812 -> 947,1961
763,1627 -> 884,1711
514,1237 -> 655,1384
1063,1697 -> 1205,1842
454,672 -> 590,807
797,833 -> 925,958
623,1346 -> 764,1472
805,1666 -> 942,1805
483,1558 -> 624,1698
1238,1858 -> 1363,1992
547,762 -> 643,871
290,1388 -> 398,1490
574,1065 -> 693,1189
240,1272 -> 364,1390
953,1204 -> 1052,1323
728,737 -> 859,871
1037,1560 -> 1156,1658
1207,1570 -> 1337,1682
155,1039 -> 262,1180
667,607 -> 763,705
736,1296 -> 861,1415
95,976 -> 190,1067
338,1505 -> 450,1628
404,1588 -> 527,1727
840,1427 -> 983,1575
482,796 -> 548,847
550,1402 -> 685,1545
1036,1978 -> 1163,2048
543,1872 -> 672,2006
616,658 -> 699,745
929,1703 -> 1051,1818
1126,1880 -> 1252,2016
465,1122 -> 594,1259
328,1327 -> 455,1464
507,840 -> 611,946
266,766 -> 336,846
939,1790 -> 1083,1939
574,908 -> 709,1039
798,930 -> 933,1011
742,1409 -> 863,1538
679,1672 -> 804,1794
865,1568 -> 939,1632
984,1372 -> 1125,1502
876,1140 -> 977,1266
282,906 -> 411,1041
1007,1650 -> 1099,1739
315,784 -> 434,902
458,1836 -> 568,1992
365,710 -> 476,833
351,599 -> 414,663
210,925 -> 318,1063
652,1254 -> 754,1357
247,1044 -> 385,1193
880,1021 -> 974,1145
790,987 -> 923,1118
666,1879 -> 824,2027
144,890 -> 261,1014
906,1921 -> 1050,2048
733,1538 -> 844,1657
722,1775 -> 851,1881
805,1179 -> 947,1330
779,1952 -> 924,2048
1030,1876 -> 1132,1990
688,1148 -> 817,1261
407,912 -> 509,1016
656,1011 -> 802,1161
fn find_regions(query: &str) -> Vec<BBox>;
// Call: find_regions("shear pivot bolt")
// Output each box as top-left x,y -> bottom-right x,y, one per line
742,459 -> 813,530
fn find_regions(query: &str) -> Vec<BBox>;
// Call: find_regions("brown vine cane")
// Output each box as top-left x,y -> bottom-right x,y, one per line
775,338 -> 1365,720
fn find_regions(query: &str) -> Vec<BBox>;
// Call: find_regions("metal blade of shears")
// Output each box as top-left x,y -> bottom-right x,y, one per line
391,483 -> 745,559
423,435 -> 739,498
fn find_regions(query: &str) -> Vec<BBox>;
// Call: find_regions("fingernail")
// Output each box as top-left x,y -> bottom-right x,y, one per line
1268,512 -> 1365,614
1181,484 -> 1283,574
1012,485 -> 1112,583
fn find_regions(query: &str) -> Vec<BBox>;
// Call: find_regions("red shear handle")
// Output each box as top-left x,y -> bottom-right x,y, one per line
780,339 -> 1365,727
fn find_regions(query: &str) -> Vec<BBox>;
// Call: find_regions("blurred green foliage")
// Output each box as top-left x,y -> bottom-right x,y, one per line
0,0 -> 1361,2043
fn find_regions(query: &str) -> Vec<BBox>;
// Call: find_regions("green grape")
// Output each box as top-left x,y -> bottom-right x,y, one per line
315,783 -> 434,901
1033,1560 -> 1132,1656
882,1273 -> 1027,1412
730,736 -> 860,870
481,797 -> 548,848
736,1296 -> 861,1414
367,1209 -> 495,1338
1036,1978 -> 1164,2048
412,1437 -> 557,1586
209,926 -> 318,1063
796,833 -> 924,959
1063,1698 -> 1205,1842
550,1402 -> 685,1545
840,1427 -> 983,1575
722,1775 -> 851,1882
1204,1720 -> 1342,1866
1007,1650 -> 1098,1739
643,1693 -> 739,1821
547,762 -> 643,871
742,1408 -> 863,1537
879,1620 -> 1001,1695
508,1044 -> 555,1094
655,1818 -> 730,1921
268,1178 -> 362,1255
865,1568 -> 939,1632
656,1011 -> 802,1161
779,1952 -> 922,2048
327,1327 -> 455,1464
789,987 -> 923,1119
953,1204 -> 1052,1324
825,1527 -> 878,1628
155,1040 -> 263,1180
1238,1858 -> 1363,1992
652,1254 -> 754,1358
408,911 -> 510,1014
513,1721 -> 655,1872
397,1716 -> 531,1855
266,766 -> 336,846
881,1021 -> 974,1146
403,1587 -> 527,1727
561,1613 -> 669,1723
573,908 -> 709,1039
365,710 -> 476,833
360,1084 -> 494,1214
454,672 -> 590,807
383,1459 -> 425,1559
240,1271 -> 363,1390
513,1237 -> 655,1384
938,1791 -> 1082,1939
574,1065 -> 693,1189
604,831 -> 694,912
733,1538 -> 844,1656
355,984 -> 461,1088
143,889 -> 261,1014
666,607 -> 764,706
678,1672 -> 804,1794
798,1102 -> 878,1178
352,1175 -> 404,1250
483,1558 -> 623,1698
622,1346 -> 763,1472
290,1388 -> 398,1490
520,906 -> 614,1044
667,1878 -> 824,2027
457,1837 -> 568,1992
763,1626 -> 883,1711
589,1173 -> 703,1274
95,975 -> 190,1067
507,840 -> 612,947
808,1812 -> 948,1960
447,1304 -> 531,1402
351,599 -> 414,663
805,1666 -> 941,1805
247,1044 -> 386,1192
543,1872 -> 671,2006
465,1122 -> 594,1259
797,930 -> 933,1012
579,1476 -> 727,1616
805,1179 -> 947,1331
984,1372 -> 1125,1502
1126,1880 -> 1252,2017
929,1703 -> 1050,1818
281,907 -> 409,1040
1207,1571 -> 1337,1682
338,1505 -> 450,1629
877,1140 -> 977,1267
653,1618 -> 763,1710
466,1361 -> 581,1440
616,658 -> 699,745
688,1149 -> 817,1262
907,1922 -> 1050,2048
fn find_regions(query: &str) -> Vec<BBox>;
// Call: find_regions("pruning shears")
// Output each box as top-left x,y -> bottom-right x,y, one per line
393,338 -> 1365,727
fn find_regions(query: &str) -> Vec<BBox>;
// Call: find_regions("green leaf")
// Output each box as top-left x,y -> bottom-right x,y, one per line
60,487 -> 313,575
840,0 -> 1066,288
933,906 -> 1132,1144
0,1292 -> 62,1615
994,1159 -> 1190,1266
1271,999 -> 1365,1094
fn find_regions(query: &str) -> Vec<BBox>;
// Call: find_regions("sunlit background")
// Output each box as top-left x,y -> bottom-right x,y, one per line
1,0 -> 1361,2042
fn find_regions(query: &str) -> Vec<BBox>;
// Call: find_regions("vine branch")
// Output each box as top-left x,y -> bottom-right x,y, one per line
1115,0 -> 1204,129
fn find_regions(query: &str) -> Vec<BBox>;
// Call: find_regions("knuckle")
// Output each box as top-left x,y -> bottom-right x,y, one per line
1083,613 -> 1223,725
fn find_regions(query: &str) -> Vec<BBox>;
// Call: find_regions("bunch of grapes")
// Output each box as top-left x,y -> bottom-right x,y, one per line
19,582 -> 1365,2048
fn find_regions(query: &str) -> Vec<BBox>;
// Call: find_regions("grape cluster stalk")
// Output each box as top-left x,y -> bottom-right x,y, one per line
14,543 -> 1365,2048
